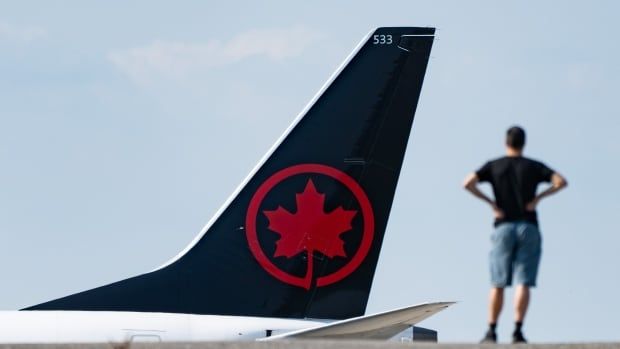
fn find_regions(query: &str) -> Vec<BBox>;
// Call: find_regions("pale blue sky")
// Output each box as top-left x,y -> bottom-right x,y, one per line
1,0 -> 619,343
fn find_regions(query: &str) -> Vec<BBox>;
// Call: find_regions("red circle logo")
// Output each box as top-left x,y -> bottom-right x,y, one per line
246,164 -> 374,289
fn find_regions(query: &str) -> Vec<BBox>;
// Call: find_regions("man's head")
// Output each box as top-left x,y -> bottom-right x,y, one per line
506,126 -> 526,151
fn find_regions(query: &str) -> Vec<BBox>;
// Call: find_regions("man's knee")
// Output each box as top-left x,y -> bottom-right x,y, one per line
516,284 -> 530,293
490,287 -> 505,297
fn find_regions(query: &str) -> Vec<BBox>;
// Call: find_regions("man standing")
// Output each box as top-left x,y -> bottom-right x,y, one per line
463,126 -> 567,343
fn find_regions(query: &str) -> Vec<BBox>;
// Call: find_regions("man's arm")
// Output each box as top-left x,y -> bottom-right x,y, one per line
463,173 -> 504,219
526,172 -> 568,211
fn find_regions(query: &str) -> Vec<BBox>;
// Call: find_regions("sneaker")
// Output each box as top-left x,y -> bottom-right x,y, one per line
480,329 -> 497,343
512,330 -> 527,343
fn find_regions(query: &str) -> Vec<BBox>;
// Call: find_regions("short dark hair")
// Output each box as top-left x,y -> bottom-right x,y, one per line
506,126 -> 526,149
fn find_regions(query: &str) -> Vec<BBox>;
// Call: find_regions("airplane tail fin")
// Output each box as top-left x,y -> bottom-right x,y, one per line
26,27 -> 435,320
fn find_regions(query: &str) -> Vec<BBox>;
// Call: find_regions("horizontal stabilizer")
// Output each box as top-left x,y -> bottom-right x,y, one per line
261,302 -> 454,340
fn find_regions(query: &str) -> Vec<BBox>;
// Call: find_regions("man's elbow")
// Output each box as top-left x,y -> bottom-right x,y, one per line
463,182 -> 477,192
462,174 -> 478,190
553,174 -> 568,189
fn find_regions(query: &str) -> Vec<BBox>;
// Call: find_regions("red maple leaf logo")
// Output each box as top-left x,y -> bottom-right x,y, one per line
263,179 -> 357,267
246,164 -> 375,289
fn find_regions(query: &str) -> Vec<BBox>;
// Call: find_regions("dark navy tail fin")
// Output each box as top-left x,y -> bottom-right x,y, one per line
25,27 -> 435,319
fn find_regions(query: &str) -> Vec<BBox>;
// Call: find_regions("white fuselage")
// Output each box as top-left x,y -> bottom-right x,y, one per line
0,311 -> 326,343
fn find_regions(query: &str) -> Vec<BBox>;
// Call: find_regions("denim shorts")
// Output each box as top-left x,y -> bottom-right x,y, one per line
490,221 -> 542,287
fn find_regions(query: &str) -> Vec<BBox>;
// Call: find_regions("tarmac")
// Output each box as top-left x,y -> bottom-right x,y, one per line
0,341 -> 619,349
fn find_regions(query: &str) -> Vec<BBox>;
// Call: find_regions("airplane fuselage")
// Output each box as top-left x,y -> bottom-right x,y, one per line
0,311 -> 324,343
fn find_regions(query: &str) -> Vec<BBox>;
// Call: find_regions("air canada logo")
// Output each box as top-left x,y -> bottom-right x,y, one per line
246,164 -> 374,289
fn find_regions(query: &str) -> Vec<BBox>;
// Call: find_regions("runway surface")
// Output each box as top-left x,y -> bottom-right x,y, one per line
1,342 -> 619,349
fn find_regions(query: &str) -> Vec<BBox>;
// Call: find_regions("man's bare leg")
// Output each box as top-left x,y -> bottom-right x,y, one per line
512,285 -> 530,342
481,287 -> 504,342
514,284 -> 530,322
489,287 -> 504,324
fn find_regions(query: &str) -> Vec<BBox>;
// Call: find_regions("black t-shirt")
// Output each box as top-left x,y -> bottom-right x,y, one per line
476,156 -> 554,226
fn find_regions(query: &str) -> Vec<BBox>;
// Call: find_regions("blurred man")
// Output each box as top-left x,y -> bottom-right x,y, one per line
463,126 -> 567,343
